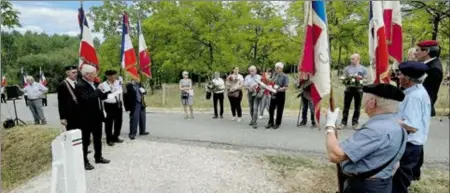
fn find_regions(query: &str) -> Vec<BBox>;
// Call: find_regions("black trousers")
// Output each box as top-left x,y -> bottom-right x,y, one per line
301,95 -> 315,123
65,118 -> 79,131
344,177 -> 392,193
392,143 -> 423,193
268,92 -> 286,126
42,97 -> 47,106
228,90 -> 242,117
24,95 -> 28,106
81,121 -> 103,162
341,88 -> 363,125
213,93 -> 224,116
412,148 -> 424,180
1,94 -> 6,103
104,103 -> 123,143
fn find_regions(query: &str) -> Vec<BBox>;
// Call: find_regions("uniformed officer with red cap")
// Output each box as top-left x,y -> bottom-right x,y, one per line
412,40 -> 443,181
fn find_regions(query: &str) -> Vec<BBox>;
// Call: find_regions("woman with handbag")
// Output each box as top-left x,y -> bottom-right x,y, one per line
179,71 -> 194,119
226,66 -> 244,122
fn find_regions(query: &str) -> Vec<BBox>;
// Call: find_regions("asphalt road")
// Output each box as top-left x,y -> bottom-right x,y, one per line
2,94 -> 449,164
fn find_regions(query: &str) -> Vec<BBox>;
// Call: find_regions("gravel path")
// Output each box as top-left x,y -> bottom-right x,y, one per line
9,140 -> 284,193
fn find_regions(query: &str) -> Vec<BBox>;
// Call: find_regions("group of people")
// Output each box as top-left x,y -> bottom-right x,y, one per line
57,64 -> 149,170
198,62 -> 289,129
325,40 -> 446,193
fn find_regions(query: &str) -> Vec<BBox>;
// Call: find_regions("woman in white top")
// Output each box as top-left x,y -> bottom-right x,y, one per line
225,66 -> 244,122
179,71 -> 194,119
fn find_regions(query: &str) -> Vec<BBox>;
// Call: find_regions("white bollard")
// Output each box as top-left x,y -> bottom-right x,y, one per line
51,129 -> 87,193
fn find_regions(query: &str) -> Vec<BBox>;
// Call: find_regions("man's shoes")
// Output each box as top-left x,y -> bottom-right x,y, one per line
130,136 -> 136,140
265,124 -> 273,129
249,122 -> 253,126
114,138 -> 124,143
273,125 -> 280,129
85,162 -> 95,170
337,124 -> 347,130
252,124 -> 258,129
299,120 -> 307,126
352,124 -> 359,130
95,157 -> 110,164
107,142 -> 114,146
41,120 -> 47,125
212,115 -> 218,119
140,132 -> 149,136
311,122 -> 317,127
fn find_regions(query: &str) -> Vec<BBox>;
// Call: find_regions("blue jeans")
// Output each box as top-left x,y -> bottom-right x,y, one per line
301,95 -> 315,123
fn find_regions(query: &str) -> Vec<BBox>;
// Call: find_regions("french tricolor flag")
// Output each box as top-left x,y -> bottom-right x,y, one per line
121,13 -> 139,79
299,1 -> 331,125
78,7 -> 99,70
39,67 -> 47,86
383,1 -> 403,67
137,19 -> 152,78
369,1 -> 390,84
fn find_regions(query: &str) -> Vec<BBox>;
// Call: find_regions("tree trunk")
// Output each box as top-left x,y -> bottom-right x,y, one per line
432,16 -> 440,40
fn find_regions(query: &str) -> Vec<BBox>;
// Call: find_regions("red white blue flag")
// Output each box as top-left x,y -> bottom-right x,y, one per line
121,13 -> 139,79
137,19 -> 152,78
39,67 -> 47,86
383,1 -> 403,67
78,7 -> 99,70
299,1 -> 331,125
369,1 -> 390,84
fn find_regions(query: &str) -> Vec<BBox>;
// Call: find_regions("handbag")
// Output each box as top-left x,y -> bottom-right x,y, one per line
181,91 -> 189,99
227,90 -> 240,98
206,91 -> 212,100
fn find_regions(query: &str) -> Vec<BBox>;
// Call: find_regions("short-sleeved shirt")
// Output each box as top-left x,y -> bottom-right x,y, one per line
398,84 -> 431,145
340,113 -> 407,179
272,73 -> 289,92
23,82 -> 48,100
244,74 -> 261,88
344,65 -> 368,77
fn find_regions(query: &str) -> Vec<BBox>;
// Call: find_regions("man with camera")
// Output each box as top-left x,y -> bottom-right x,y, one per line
325,83 -> 407,193
22,76 -> 48,125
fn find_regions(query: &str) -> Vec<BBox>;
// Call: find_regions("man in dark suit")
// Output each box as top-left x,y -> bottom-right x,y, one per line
124,79 -> 149,140
74,64 -> 111,170
413,40 -> 444,181
57,65 -> 80,130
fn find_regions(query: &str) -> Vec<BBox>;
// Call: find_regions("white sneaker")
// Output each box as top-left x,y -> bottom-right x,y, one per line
258,116 -> 263,119
232,117 -> 236,121
237,118 -> 242,122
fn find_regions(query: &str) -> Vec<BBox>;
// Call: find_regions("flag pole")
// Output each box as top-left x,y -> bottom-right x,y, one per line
323,1 -> 342,192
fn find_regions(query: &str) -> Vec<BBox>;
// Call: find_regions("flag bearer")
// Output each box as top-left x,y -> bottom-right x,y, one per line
325,83 -> 407,193
100,70 -> 124,146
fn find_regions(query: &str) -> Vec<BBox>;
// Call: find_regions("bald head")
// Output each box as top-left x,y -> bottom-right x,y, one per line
350,53 -> 360,65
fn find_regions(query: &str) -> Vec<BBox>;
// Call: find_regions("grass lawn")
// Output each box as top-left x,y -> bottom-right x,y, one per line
262,154 -> 449,193
145,72 -> 450,116
1,125 -> 60,191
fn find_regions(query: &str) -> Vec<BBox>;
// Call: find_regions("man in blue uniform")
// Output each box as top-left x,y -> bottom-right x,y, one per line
325,83 -> 407,193
392,61 -> 431,193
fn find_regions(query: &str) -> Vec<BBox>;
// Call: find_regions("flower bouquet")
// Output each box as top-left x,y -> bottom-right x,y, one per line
339,74 -> 366,87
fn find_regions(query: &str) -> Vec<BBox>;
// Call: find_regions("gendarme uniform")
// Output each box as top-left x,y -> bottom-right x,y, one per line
339,84 -> 407,193
392,61 -> 431,193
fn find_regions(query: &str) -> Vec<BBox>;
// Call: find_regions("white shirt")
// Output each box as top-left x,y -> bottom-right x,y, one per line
65,78 -> 76,88
212,78 -> 225,93
101,80 -> 122,104
23,82 -> 48,100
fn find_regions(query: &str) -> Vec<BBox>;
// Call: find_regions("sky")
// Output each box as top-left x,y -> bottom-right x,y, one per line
7,1 -> 105,41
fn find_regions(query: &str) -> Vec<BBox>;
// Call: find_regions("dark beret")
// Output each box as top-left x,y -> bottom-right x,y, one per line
398,61 -> 428,79
64,65 -> 78,71
105,70 -> 118,76
417,40 -> 439,47
363,84 -> 405,102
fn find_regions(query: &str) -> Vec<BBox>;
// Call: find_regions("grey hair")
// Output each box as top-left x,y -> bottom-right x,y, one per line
182,71 -> 189,76
80,65 -> 96,76
374,95 -> 400,113
26,76 -> 34,82
248,65 -> 256,71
